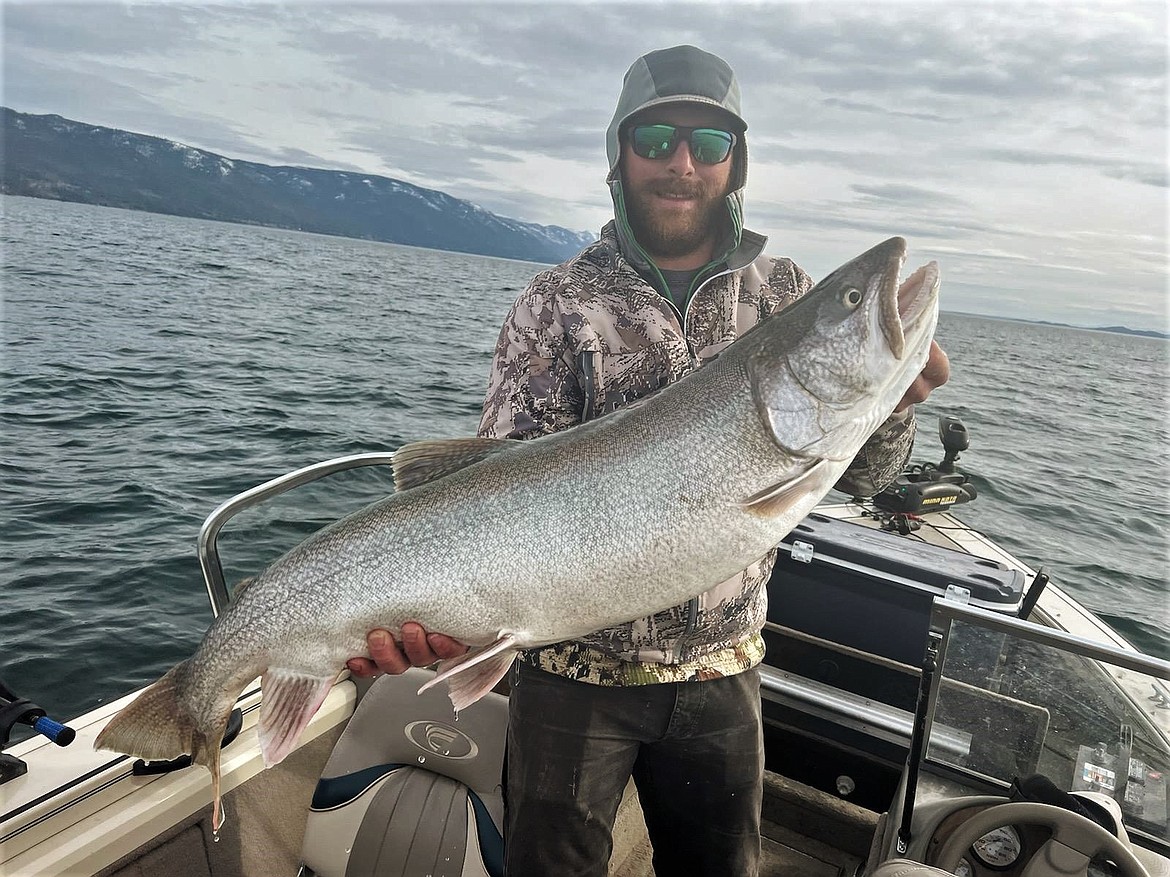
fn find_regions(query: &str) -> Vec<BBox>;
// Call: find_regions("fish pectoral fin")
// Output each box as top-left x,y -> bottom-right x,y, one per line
258,668 -> 335,768
393,437 -> 519,491
742,460 -> 834,517
417,633 -> 519,712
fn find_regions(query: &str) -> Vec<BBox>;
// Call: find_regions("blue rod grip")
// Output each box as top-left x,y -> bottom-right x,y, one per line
33,716 -> 75,746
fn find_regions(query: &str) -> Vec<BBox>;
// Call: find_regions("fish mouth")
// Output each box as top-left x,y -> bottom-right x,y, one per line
881,257 -> 940,360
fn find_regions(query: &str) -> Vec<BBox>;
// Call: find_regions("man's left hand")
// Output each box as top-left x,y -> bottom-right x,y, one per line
895,340 -> 949,413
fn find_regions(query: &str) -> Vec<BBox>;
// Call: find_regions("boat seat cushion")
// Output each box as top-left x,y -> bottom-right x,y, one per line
301,669 -> 507,877
346,767 -> 500,876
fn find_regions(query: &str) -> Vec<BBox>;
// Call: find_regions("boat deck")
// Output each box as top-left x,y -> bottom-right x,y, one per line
609,771 -> 876,876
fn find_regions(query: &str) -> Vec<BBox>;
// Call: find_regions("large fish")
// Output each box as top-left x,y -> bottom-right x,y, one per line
96,236 -> 939,827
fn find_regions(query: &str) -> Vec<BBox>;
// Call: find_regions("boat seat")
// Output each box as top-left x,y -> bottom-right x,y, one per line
300,668 -> 507,877
869,860 -> 952,877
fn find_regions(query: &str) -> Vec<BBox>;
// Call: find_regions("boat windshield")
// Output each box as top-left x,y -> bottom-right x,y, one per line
920,601 -> 1170,844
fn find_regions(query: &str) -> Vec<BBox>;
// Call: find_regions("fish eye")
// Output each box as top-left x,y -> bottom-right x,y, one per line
844,288 -> 863,308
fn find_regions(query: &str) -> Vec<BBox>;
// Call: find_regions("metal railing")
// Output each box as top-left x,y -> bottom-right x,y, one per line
197,453 -> 398,617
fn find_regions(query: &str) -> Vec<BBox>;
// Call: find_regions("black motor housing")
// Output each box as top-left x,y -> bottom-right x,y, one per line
873,415 -> 978,514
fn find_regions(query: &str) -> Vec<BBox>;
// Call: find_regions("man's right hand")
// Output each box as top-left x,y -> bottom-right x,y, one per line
346,623 -> 469,677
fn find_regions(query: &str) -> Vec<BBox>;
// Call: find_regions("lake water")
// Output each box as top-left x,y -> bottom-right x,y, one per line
2,195 -> 1167,728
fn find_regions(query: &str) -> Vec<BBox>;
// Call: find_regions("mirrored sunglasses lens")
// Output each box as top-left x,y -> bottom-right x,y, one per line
690,129 -> 734,164
631,125 -> 679,159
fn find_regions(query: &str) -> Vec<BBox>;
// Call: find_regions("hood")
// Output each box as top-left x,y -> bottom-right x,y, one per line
605,45 -> 752,284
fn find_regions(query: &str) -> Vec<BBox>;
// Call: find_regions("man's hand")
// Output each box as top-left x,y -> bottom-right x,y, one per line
346,623 -> 469,678
895,340 -> 949,413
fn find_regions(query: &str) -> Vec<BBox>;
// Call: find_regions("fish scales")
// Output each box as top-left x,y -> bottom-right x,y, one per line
95,236 -> 940,831
215,373 -> 784,661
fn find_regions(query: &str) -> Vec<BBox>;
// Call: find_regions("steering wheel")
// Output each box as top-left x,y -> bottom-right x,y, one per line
935,802 -> 1150,877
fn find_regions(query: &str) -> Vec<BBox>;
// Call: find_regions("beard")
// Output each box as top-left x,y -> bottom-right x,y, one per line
623,177 -> 728,261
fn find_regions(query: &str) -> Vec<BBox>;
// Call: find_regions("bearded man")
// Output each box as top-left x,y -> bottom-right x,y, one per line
351,44 -> 948,876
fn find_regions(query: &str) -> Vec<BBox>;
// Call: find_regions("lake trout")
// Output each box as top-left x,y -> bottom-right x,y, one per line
96,236 -> 939,829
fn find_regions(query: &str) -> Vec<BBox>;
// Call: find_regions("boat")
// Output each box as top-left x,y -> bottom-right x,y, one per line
2,417 -> 1168,877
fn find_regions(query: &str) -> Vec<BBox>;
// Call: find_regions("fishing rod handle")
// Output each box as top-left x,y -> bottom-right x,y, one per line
33,716 -> 75,746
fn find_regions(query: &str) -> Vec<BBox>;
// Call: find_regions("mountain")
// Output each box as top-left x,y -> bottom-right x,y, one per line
1021,320 -> 1169,340
0,108 -> 595,264
950,311 -> 1168,340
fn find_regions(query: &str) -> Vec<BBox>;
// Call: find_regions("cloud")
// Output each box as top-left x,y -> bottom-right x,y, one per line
2,3 -> 206,56
2,50 -> 257,157
851,183 -> 968,210
820,97 -> 953,124
2,0 -> 1166,330
981,148 -> 1169,188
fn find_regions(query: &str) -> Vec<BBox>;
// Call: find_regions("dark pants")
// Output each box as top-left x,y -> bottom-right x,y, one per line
503,663 -> 764,877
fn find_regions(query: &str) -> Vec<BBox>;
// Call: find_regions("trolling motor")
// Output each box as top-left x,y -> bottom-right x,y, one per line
0,676 -> 76,784
872,415 -> 979,518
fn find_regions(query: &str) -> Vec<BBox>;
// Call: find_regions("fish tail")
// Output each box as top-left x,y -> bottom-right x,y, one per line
95,659 -> 234,828
95,660 -> 202,760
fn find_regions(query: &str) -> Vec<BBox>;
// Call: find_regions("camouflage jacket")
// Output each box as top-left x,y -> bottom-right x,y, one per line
477,222 -> 915,685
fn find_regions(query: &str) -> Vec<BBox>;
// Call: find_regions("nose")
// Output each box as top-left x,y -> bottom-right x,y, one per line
663,139 -> 696,176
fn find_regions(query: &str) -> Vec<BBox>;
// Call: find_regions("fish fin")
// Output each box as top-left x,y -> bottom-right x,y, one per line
207,746 -> 224,833
96,659 -> 237,834
742,460 -> 834,516
392,437 -> 518,491
258,669 -> 335,768
417,634 -> 519,712
95,660 -> 203,761
232,575 -> 256,597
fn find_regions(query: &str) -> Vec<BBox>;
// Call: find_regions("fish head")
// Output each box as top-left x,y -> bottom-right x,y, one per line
747,236 -> 940,461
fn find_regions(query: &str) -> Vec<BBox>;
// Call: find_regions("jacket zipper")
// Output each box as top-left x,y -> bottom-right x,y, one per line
653,263 -> 736,358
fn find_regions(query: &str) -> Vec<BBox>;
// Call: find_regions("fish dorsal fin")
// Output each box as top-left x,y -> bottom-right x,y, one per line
232,576 -> 256,598
392,437 -> 518,491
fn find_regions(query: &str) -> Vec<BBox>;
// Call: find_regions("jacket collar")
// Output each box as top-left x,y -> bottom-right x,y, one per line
598,204 -> 766,295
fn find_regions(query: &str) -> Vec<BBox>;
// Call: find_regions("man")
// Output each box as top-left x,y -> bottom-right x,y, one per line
350,45 -> 949,876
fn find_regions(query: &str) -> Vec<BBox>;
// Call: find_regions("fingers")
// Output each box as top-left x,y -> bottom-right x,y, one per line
345,656 -> 381,678
348,629 -> 411,676
345,624 -> 470,678
921,340 -> 951,390
403,624 -> 471,663
428,632 -> 471,660
400,622 -> 442,667
895,341 -> 950,412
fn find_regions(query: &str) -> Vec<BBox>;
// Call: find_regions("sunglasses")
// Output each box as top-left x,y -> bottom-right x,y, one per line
628,124 -> 737,165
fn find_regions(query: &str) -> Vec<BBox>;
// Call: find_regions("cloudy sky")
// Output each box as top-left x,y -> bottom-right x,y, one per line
4,1 -> 1167,331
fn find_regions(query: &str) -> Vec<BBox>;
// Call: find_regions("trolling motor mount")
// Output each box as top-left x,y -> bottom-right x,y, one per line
872,415 -> 979,516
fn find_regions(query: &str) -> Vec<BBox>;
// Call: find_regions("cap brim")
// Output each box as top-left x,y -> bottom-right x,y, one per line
620,96 -> 747,132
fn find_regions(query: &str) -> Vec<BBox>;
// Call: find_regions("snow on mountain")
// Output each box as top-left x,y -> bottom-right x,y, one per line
2,107 -> 596,264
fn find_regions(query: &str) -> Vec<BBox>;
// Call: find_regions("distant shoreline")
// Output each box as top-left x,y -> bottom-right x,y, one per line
4,190 -> 1165,340
947,310 -> 1168,341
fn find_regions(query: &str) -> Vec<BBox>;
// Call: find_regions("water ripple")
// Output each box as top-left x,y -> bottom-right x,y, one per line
2,194 -> 1167,725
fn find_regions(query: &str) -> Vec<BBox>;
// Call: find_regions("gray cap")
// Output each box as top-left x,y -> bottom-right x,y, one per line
605,45 -> 745,175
